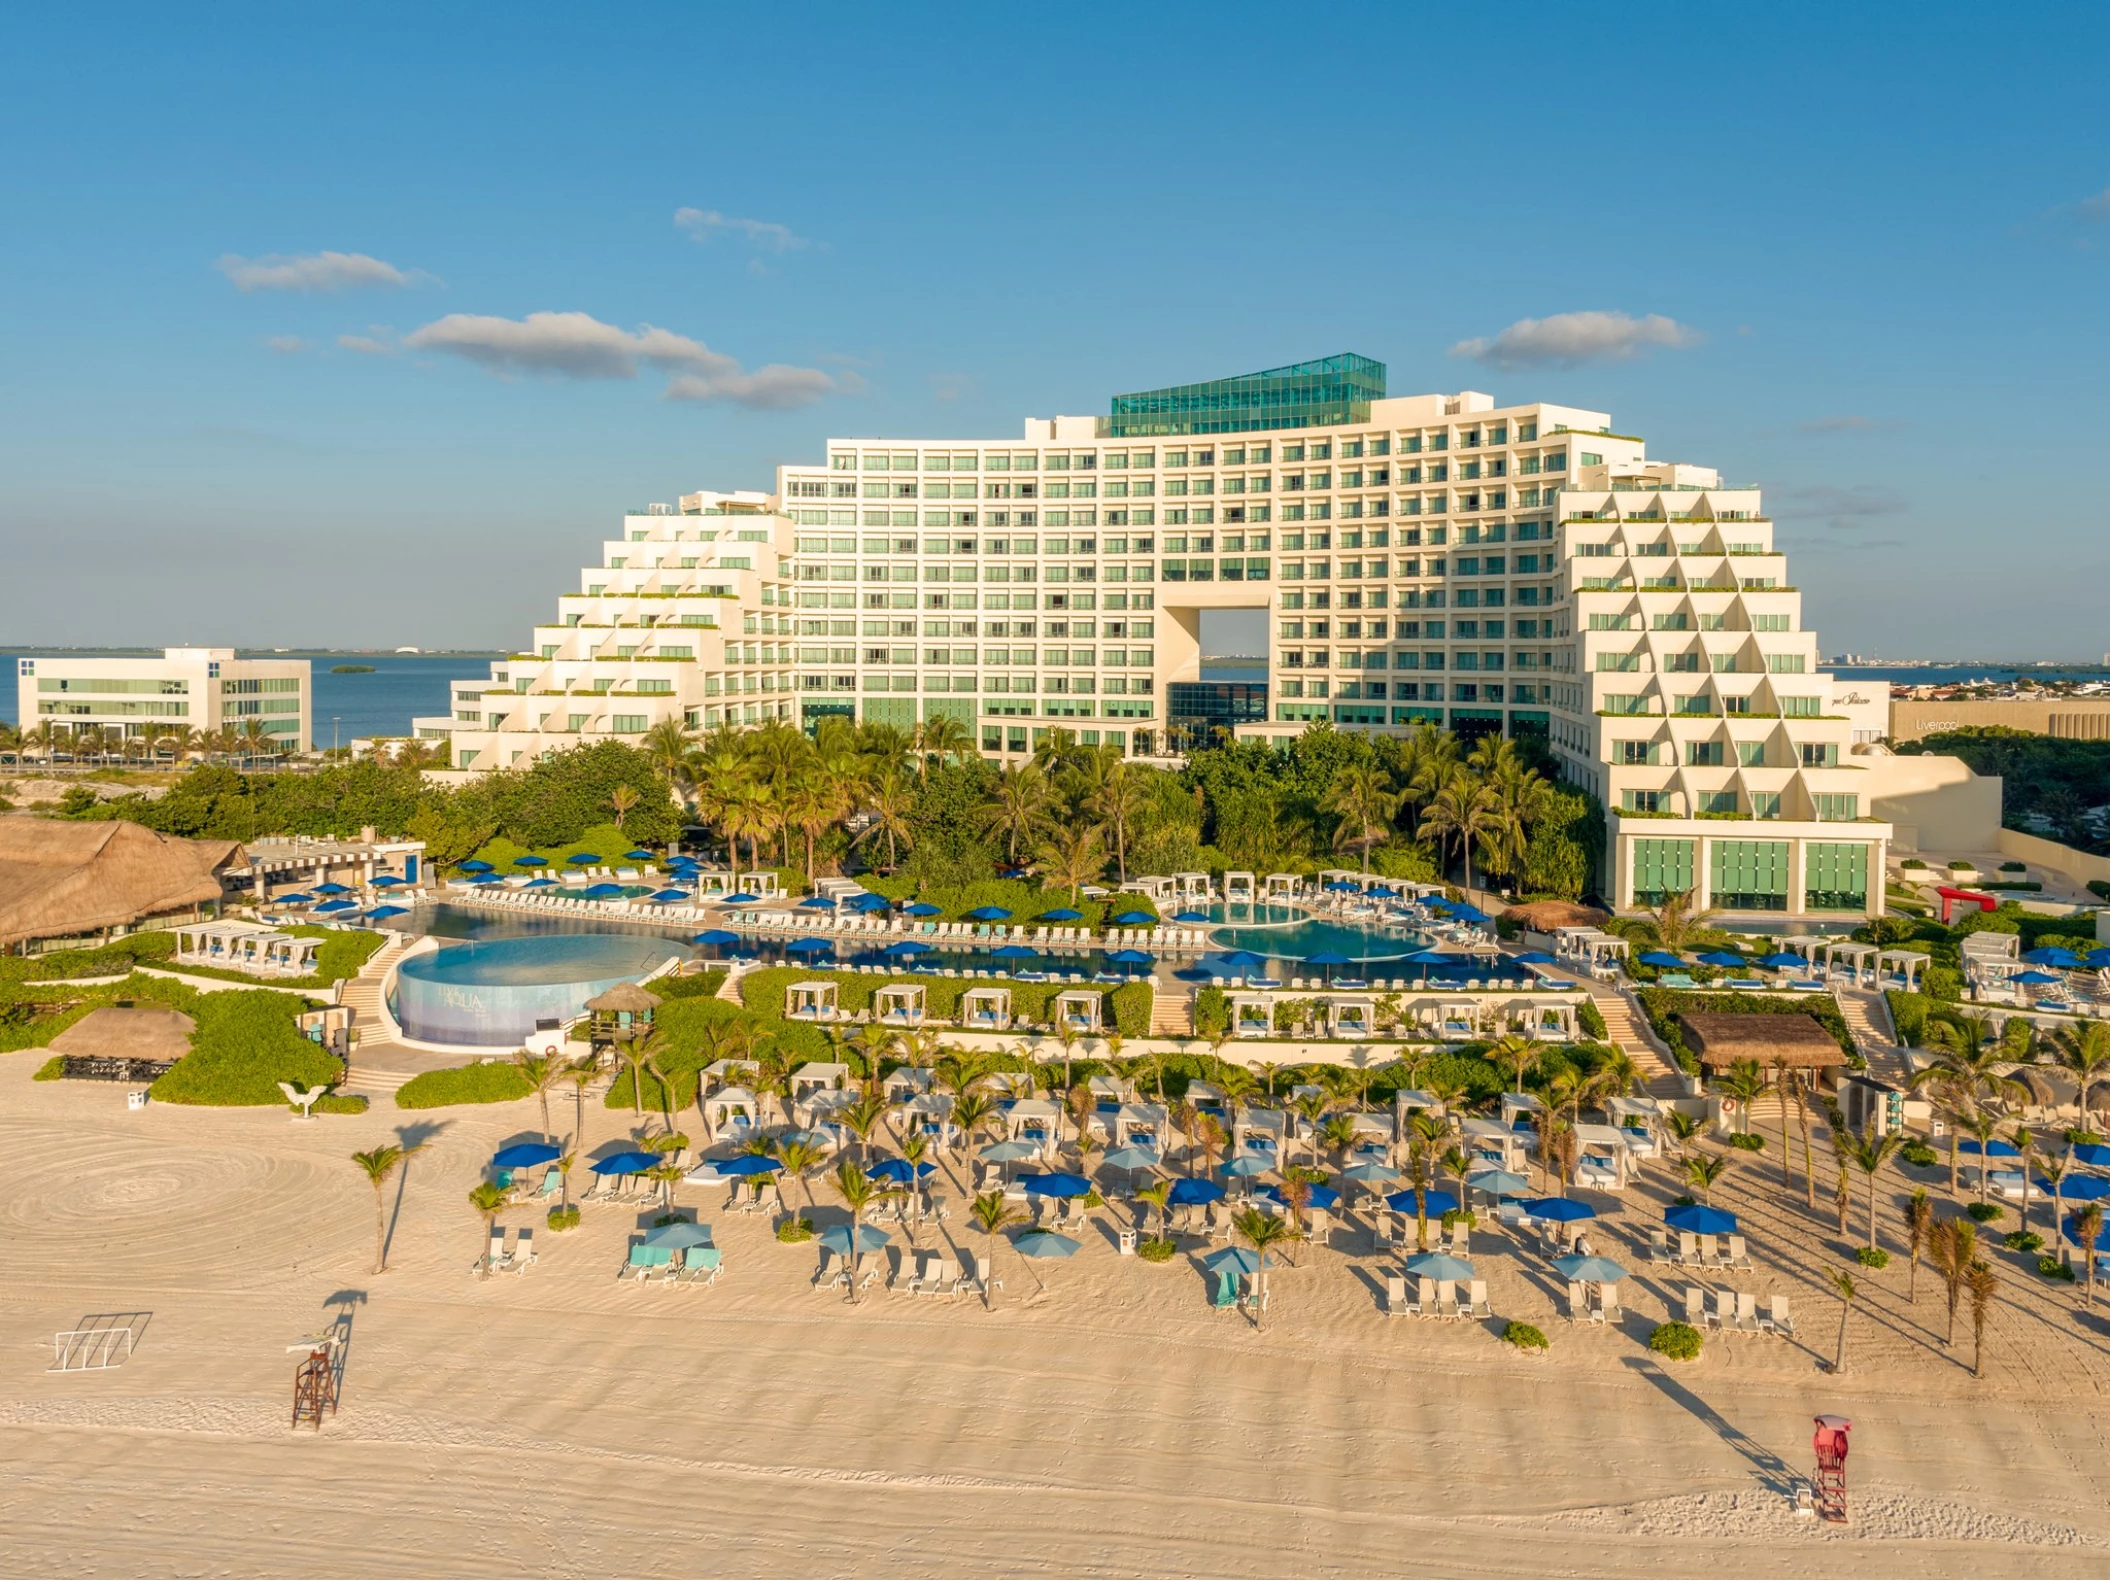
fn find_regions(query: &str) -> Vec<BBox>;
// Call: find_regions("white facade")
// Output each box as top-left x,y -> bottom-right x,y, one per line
425,359 -> 1892,916
17,647 -> 311,749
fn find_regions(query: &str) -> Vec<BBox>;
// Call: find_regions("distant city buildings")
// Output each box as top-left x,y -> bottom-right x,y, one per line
17,647 -> 310,751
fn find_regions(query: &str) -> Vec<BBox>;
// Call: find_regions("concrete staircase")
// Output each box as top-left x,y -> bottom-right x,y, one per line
337,935 -> 412,1040
1835,986 -> 1909,1084
1547,970 -> 1685,1098
1150,984 -> 1193,1038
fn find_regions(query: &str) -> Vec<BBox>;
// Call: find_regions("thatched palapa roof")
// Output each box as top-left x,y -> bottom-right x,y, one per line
47,1005 -> 198,1063
1679,1012 -> 1846,1069
0,821 -> 244,949
1502,900 -> 1610,932
585,981 -> 663,1014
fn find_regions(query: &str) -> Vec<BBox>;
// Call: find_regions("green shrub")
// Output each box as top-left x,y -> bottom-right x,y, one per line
652,968 -> 730,1001
1109,981 -> 1153,1039
1441,1208 -> 1478,1229
1855,1246 -> 1890,1269
2004,1230 -> 2043,1253
2090,881 -> 2110,903
314,1093 -> 368,1114
1192,984 -> 1229,1039
1886,991 -> 1930,1047
2039,1255 -> 2076,1281
1648,1320 -> 1703,1361
1966,1201 -> 2003,1223
148,990 -> 344,1106
1728,1132 -> 1766,1151
395,1059 -> 534,1109
547,1205 -> 582,1232
1924,966 -> 1963,1003
0,933 -> 176,983
1502,1321 -> 1549,1351
1575,1000 -> 1608,1041
32,1053 -> 66,1080
1901,1141 -> 1938,1167
1137,1237 -> 1177,1263
775,1217 -> 816,1243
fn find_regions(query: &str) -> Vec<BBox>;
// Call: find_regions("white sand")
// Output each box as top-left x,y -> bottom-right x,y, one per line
6,1059 -> 2110,1578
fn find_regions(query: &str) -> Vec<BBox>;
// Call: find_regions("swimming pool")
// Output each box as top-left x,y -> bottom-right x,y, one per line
391,932 -> 691,1046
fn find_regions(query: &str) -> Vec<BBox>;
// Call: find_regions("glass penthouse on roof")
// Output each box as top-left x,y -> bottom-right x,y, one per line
1100,353 -> 1386,437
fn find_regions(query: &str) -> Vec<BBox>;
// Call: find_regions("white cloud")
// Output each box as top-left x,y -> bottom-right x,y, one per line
1781,483 -> 1909,531
402,309 -> 836,408
337,332 -> 396,355
674,206 -> 809,252
929,372 -> 975,404
1794,414 -> 1904,436
1449,310 -> 1702,369
2077,187 -> 2110,221
263,334 -> 310,354
217,250 -> 425,292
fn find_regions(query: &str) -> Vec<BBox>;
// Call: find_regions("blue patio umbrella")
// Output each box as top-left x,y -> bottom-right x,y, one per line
492,1142 -> 561,1168
714,1154 -> 783,1178
1449,904 -> 1490,924
992,943 -> 1039,959
906,902 -> 943,917
1465,1167 -> 1532,1196
1020,1171 -> 1092,1198
1213,950 -> 1267,973
1203,1245 -> 1262,1275
965,906 -> 1012,921
1340,1161 -> 1403,1184
1173,910 -> 1211,923
1510,950 -> 1558,965
2023,946 -> 2087,967
1404,1251 -> 1476,1281
1305,951 -> 1352,967
819,1223 -> 891,1256
522,877 -> 557,889
581,883 -> 625,899
1958,1138 -> 2021,1158
1112,910 -> 1155,925
786,937 -> 833,955
867,1158 -> 937,1185
370,874 -> 408,887
693,930 -> 741,946
799,895 -> 838,909
1223,1154 -> 1273,1178
467,872 -> 504,885
1402,950 -> 1456,966
885,939 -> 932,955
1665,1203 -> 1738,1235
721,893 -> 759,904
1553,1253 -> 1629,1283
624,849 -> 658,861
641,1221 -> 715,1250
1324,880 -> 1358,892
313,881 -> 352,894
1041,908 -> 1083,922
566,852 -> 599,865
1100,1145 -> 1159,1172
1639,950 -> 1685,968
2012,970 -> 2061,986
274,892 -> 314,904
1166,1177 -> 1225,1206
364,905 -> 408,922
1013,1230 -> 1082,1259
1757,951 -> 1805,969
453,863 -> 492,875
1258,1181 -> 1340,1212
648,889 -> 692,902
1385,1188 -> 1460,1216
1698,951 -> 1748,968
512,854 -> 548,868
1107,948 -> 1154,965
589,1151 -> 659,1176
313,899 -> 359,913
2045,1174 -> 2110,1201
979,1139 -> 1040,1163
848,893 -> 892,911
1522,1197 -> 1597,1223
2075,1143 -> 2110,1167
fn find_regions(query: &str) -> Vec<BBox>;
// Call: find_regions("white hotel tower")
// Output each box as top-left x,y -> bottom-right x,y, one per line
422,356 -> 1894,917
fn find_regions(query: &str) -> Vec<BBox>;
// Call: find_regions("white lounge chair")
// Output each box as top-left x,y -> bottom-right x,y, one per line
1385,1275 -> 1409,1316
1765,1292 -> 1794,1337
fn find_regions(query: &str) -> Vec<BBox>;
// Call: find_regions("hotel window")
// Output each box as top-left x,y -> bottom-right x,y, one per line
1749,791 -> 1782,819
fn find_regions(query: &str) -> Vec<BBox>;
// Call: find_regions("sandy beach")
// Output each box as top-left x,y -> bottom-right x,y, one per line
7,1057 -> 2110,1579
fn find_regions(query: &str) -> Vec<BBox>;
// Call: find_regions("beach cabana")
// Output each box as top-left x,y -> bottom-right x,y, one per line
1679,1012 -> 1847,1078
1113,1101 -> 1168,1151
1005,1097 -> 1064,1154
1458,1116 -> 1529,1173
1324,996 -> 1374,1038
1264,872 -> 1300,901
1573,1123 -> 1634,1190
1223,871 -> 1256,904
1502,997 -> 1579,1042
882,1065 -> 935,1104
699,1057 -> 760,1096
1232,1105 -> 1288,1162
961,985 -> 1011,1031
1231,993 -> 1275,1039
875,982 -> 926,1028
784,980 -> 842,1022
585,981 -> 662,1051
1415,997 -> 1483,1042
701,1086 -> 760,1142
1878,950 -> 1929,992
1053,989 -> 1104,1033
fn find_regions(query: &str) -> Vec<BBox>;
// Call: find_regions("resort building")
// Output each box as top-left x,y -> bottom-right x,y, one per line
423,355 -> 1926,918
17,647 -> 311,750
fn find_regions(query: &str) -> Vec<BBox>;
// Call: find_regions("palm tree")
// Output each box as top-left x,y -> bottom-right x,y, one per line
1930,1217 -> 1977,1344
914,713 -> 972,768
783,768 -> 849,884
1416,773 -> 1500,891
616,1031 -> 657,1118
1320,762 -> 1403,874
1488,1033 -> 1539,1096
1904,1189 -> 1934,1303
978,763 -> 1053,865
1845,1129 -> 1904,1251
608,782 -> 641,832
1135,1179 -> 1172,1245
468,1181 -> 508,1277
2078,1202 -> 2104,1310
564,1054 -> 599,1152
969,1190 -> 1021,1310
1406,1112 -> 1448,1249
1964,1259 -> 1999,1378
1647,889 -> 1717,953
351,1146 -> 406,1274
772,1136 -> 827,1224
1770,1057 -> 1800,1193
642,718 -> 697,812
830,1159 -> 881,1304
1233,1209 -> 1293,1330
514,1051 -> 564,1143
841,1091 -> 889,1163
1075,748 -> 1147,882
949,1090 -> 998,1152
555,1151 -> 576,1213
2038,1151 -> 2069,1240
852,764 -> 916,871
1036,822 -> 1107,904
2052,1021 -> 2110,1139
1828,1269 -> 1858,1375
647,1160 -> 684,1213
1684,1153 -> 1730,1206
1716,1059 -> 1766,1138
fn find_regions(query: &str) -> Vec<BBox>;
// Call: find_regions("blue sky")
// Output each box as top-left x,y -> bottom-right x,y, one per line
3,1 -> 2107,659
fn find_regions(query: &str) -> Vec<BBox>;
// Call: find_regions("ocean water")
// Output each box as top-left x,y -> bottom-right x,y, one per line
0,650 -> 495,748
1831,664 -> 2109,688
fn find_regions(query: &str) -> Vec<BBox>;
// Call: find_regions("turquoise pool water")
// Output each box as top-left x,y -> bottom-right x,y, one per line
392,933 -> 690,1046
1206,916 -> 1425,964
1200,902 -> 1306,927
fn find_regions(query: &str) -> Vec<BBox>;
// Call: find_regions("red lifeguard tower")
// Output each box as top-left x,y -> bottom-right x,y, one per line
1812,1414 -> 1852,1523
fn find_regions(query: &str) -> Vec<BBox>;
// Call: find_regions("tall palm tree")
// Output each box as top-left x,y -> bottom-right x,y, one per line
969,1190 -> 1021,1310
830,1159 -> 881,1304
1392,722 -> 1460,830
1488,1033 -> 1539,1096
2077,1202 -> 2104,1310
851,764 -> 916,872
979,763 -> 1054,865
914,713 -> 971,769
351,1146 -> 406,1274
772,1136 -> 827,1224
1417,773 -> 1500,892
1684,1152 -> 1730,1206
468,1181 -> 508,1277
1965,1259 -> 1999,1378
1135,1179 -> 1172,1245
2052,1021 -> 2110,1138
1037,823 -> 1107,904
642,718 -> 697,812
1904,1188 -> 1934,1303
1648,890 -> 1716,953
1233,1208 -> 1294,1330
514,1051 -> 564,1143
1075,749 -> 1147,882
1321,762 -> 1404,874
1716,1059 -> 1767,1138
783,768 -> 849,884
1930,1217 -> 1977,1344
1845,1129 -> 1904,1250
1828,1269 -> 1858,1375
564,1053 -> 599,1153
608,782 -> 642,832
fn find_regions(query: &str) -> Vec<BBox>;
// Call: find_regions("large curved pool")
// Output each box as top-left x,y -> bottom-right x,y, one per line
392,933 -> 690,1047
1206,917 -> 1426,964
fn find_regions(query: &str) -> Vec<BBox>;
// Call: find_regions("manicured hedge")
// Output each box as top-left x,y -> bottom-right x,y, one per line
0,972 -> 201,1054
149,989 -> 344,1106
395,1059 -> 535,1109
0,933 -> 176,983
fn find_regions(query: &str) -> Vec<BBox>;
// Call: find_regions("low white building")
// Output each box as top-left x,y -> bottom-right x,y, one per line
17,647 -> 310,752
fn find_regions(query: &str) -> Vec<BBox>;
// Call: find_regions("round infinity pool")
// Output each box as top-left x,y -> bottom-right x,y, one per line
392,934 -> 691,1047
